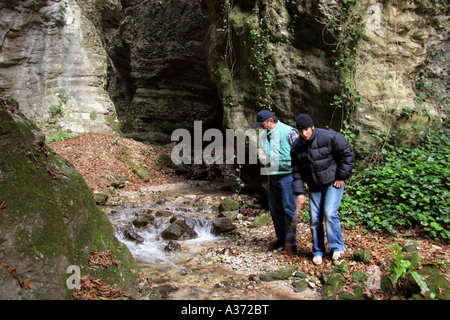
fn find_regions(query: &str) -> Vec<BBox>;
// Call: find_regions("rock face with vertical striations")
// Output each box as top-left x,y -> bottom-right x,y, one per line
202,0 -> 448,150
98,0 -> 224,143
0,0 -> 119,135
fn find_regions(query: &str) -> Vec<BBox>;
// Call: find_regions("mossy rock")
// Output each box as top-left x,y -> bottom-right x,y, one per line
259,266 -> 296,282
337,286 -> 367,300
333,260 -> 349,274
417,264 -> 450,300
352,249 -> 372,264
0,105 -> 142,299
251,212 -> 272,227
292,279 -> 309,293
322,274 -> 346,300
352,270 -> 368,283
219,199 -> 240,212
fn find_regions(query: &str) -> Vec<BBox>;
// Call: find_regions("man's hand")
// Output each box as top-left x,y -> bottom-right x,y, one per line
334,179 -> 344,188
296,195 -> 306,208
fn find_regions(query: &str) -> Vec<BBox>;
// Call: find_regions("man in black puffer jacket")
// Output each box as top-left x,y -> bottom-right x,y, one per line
291,114 -> 355,265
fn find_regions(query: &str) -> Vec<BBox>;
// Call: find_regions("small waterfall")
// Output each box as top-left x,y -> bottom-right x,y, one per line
184,217 -> 216,244
106,199 -> 221,265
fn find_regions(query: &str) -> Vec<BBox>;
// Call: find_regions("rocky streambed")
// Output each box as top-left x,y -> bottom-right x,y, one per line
101,181 -> 321,300
100,180 -> 449,301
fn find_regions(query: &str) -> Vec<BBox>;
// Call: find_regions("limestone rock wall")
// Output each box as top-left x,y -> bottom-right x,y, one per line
0,0 -> 447,149
203,0 -> 343,130
88,0 -> 223,143
202,0 -> 449,151
0,0 -> 119,135
353,1 -> 449,149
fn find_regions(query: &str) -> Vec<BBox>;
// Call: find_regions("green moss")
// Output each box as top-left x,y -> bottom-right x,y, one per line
323,274 -> 346,300
105,114 -> 120,132
229,6 -> 247,32
418,264 -> 450,300
0,106 -> 140,299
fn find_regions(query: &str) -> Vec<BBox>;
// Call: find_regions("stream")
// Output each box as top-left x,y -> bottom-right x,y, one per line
102,180 -> 321,300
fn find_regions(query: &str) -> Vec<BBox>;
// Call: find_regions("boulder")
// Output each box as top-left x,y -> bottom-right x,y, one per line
352,249 -> 372,264
122,226 -> 144,244
292,279 -> 309,293
161,219 -> 198,240
132,219 -> 150,229
322,274 -> 346,300
219,199 -> 240,212
0,103 -> 140,299
251,212 -> 272,228
259,266 -> 296,282
417,264 -> 450,300
94,193 -> 108,205
212,217 -> 237,234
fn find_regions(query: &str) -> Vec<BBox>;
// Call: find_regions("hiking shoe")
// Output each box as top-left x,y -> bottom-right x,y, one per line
268,239 -> 284,251
285,245 -> 298,257
312,255 -> 322,265
332,251 -> 344,260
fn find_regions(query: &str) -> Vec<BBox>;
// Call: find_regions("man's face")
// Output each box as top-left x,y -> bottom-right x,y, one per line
260,118 -> 275,131
299,126 -> 314,140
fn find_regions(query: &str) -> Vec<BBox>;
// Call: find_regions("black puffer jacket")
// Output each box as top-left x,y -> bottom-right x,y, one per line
291,127 -> 355,195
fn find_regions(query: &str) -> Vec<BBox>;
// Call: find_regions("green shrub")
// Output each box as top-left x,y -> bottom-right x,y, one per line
49,101 -> 64,118
341,121 -> 450,240
46,130 -> 75,143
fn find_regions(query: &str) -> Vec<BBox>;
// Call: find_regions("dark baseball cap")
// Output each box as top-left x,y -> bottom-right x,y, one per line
253,110 -> 275,127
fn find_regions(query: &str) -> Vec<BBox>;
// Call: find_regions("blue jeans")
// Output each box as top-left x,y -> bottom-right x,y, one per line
309,184 -> 345,256
268,174 -> 297,246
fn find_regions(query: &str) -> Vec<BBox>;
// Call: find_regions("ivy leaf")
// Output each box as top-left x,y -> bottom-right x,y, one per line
411,271 -> 430,294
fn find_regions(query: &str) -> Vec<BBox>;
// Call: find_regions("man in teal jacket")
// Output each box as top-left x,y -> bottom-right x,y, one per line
254,110 -> 298,255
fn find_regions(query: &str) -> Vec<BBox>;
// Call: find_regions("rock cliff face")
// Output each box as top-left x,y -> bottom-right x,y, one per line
203,0 -> 342,130
0,0 -> 119,135
202,0 -> 449,151
351,1 -> 449,150
82,0 -> 223,143
0,0 -> 448,149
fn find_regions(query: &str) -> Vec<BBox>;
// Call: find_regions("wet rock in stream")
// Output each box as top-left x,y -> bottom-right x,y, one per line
132,218 -> 151,228
121,226 -> 145,243
155,210 -> 172,217
212,217 -> 237,234
164,240 -> 181,252
161,216 -> 198,240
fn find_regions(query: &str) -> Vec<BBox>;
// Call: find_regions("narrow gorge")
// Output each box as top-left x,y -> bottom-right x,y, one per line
0,0 -> 448,301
